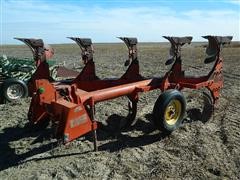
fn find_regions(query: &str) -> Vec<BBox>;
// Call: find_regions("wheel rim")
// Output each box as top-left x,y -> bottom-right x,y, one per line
164,99 -> 182,125
6,84 -> 24,100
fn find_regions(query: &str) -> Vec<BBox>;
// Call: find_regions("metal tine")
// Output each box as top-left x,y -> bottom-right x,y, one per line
67,37 -> 94,65
14,38 -> 44,47
117,37 -> 138,66
202,35 -> 233,45
163,36 -> 193,65
163,36 -> 193,46
117,37 -> 138,49
14,38 -> 46,60
202,35 -> 233,64
67,37 -> 92,51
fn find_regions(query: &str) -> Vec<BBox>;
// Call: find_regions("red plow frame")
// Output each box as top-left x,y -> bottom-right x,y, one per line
16,35 -> 232,151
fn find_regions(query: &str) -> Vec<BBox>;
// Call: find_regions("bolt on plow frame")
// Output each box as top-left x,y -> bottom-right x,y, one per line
16,35 -> 232,151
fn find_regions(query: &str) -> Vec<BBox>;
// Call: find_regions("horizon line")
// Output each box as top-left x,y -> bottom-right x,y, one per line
1,40 -> 240,46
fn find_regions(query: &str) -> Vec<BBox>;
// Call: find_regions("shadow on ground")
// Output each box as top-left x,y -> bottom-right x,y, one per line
0,113 -> 165,171
0,107 -> 209,171
0,124 -> 58,171
97,113 -> 168,152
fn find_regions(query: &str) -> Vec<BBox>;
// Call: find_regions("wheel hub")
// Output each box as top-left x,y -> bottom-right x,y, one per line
6,84 -> 24,100
164,99 -> 182,125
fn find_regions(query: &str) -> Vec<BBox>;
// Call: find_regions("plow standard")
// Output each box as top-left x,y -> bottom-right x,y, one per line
15,35 -> 232,151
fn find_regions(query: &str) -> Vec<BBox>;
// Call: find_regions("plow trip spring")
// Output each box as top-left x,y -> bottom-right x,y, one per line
15,35 -> 232,151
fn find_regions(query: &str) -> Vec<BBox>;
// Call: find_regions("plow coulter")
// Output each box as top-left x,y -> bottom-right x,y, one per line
15,35 -> 232,151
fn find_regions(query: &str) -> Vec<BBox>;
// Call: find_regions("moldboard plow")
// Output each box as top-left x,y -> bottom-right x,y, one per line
16,35 -> 232,151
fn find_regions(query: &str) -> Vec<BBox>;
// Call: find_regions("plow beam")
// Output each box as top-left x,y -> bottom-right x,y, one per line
78,79 -> 160,104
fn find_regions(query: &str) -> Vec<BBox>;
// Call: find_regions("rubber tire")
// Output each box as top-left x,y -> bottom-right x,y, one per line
153,89 -> 186,133
1,78 -> 28,103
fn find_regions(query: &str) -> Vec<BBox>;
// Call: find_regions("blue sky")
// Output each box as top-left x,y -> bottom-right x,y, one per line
1,0 -> 239,44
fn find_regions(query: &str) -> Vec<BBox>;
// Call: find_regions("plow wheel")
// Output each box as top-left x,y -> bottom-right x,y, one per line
185,89 -> 214,123
153,89 -> 186,133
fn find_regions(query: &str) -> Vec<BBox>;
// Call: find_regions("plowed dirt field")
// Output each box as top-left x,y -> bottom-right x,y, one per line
0,42 -> 239,179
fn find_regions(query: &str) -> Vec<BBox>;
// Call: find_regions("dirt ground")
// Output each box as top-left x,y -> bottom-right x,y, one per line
0,42 -> 240,179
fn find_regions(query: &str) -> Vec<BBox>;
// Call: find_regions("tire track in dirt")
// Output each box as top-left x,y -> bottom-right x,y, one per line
223,71 -> 240,84
222,71 -> 240,98
223,71 -> 240,79
217,97 -> 240,174
220,102 -> 240,149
